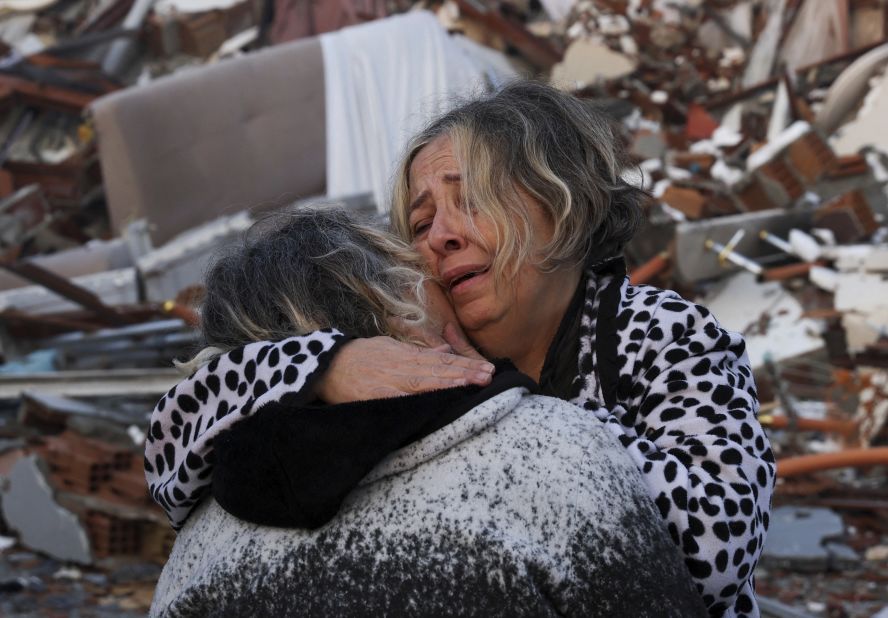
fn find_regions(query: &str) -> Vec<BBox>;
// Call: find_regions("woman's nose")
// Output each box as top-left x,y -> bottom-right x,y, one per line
427,212 -> 466,254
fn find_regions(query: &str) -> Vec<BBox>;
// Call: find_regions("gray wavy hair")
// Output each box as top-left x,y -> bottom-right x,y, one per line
391,80 -> 646,282
179,204 -> 428,373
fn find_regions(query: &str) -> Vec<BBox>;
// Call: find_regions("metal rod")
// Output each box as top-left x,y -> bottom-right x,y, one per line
1,260 -> 131,326
759,230 -> 793,254
704,238 -> 764,275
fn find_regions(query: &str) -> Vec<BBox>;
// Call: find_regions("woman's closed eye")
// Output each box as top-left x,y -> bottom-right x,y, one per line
412,220 -> 432,238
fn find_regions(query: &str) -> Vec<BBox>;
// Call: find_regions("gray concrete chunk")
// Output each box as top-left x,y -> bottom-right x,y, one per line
0,455 -> 91,564
761,506 -> 845,572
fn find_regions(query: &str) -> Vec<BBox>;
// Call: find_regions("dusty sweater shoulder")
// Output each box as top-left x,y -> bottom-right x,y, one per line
152,389 -> 706,618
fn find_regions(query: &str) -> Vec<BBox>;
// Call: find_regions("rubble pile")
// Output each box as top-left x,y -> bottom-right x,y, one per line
554,2 -> 888,614
0,0 -> 888,615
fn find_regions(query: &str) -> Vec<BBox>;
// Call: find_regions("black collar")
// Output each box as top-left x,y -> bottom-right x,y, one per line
538,272 -> 587,401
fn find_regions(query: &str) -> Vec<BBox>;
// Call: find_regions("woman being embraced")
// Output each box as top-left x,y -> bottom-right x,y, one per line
146,81 -> 774,618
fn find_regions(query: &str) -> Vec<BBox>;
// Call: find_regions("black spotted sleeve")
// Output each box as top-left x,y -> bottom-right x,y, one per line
144,329 -> 349,529
587,283 -> 775,617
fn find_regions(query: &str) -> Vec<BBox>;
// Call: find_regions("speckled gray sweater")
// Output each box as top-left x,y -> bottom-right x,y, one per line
150,386 -> 707,617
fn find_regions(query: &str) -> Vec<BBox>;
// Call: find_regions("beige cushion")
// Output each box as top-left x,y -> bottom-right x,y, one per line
91,38 -> 325,246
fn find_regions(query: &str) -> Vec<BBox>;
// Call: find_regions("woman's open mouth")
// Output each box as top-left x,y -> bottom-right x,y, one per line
447,266 -> 490,295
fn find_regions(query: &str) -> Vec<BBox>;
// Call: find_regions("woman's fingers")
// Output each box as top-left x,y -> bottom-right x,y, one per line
442,322 -> 485,361
404,347 -> 494,383
388,316 -> 448,348
314,337 -> 493,404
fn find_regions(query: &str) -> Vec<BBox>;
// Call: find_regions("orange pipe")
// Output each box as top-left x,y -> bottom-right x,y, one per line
759,414 -> 858,437
760,262 -> 816,282
777,447 -> 888,478
630,252 -> 670,285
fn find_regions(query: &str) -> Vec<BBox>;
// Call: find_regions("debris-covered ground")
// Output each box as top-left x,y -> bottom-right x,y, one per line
1,0 -> 888,616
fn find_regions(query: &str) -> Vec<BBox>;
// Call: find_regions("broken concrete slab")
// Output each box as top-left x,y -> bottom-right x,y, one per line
828,245 -> 888,272
18,392 -> 149,442
0,455 -> 92,565
823,542 -> 861,571
834,272 -> 888,313
674,208 -> 814,283
788,229 -> 823,262
550,38 -> 637,90
0,238 -> 136,294
700,272 -> 824,370
817,41 -> 888,134
761,506 -> 844,572
136,210 -> 253,302
741,0 -> 786,87
832,66 -> 888,156
778,0 -> 849,72
842,311 -> 888,354
0,268 -> 139,316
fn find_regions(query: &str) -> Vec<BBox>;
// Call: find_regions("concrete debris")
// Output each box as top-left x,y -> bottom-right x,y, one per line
701,272 -> 823,370
822,542 -> 861,571
0,267 -> 139,315
854,369 -> 888,447
0,455 -> 92,564
866,545 -> 888,562
741,0 -> 785,87
778,0 -> 849,73
817,43 -> 888,136
551,38 -> 636,89
0,0 -> 884,614
136,201 -> 251,302
834,273 -> 888,314
830,245 -> 888,272
832,66 -> 888,156
761,507 -> 845,572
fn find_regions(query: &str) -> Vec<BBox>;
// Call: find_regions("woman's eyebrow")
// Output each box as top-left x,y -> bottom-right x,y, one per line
408,191 -> 429,214
408,174 -> 462,213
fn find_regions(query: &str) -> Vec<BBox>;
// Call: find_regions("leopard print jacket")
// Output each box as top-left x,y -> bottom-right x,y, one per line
145,270 -> 775,618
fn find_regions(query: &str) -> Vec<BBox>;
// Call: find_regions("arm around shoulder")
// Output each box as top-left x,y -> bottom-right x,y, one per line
145,329 -> 349,529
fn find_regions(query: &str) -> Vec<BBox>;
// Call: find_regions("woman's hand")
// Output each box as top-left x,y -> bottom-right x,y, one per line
315,336 -> 495,404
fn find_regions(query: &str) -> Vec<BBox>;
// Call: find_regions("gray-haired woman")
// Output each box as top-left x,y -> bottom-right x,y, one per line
146,81 -> 774,617
148,205 -> 705,617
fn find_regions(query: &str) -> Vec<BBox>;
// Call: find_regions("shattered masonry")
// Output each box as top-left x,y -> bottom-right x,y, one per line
1,0 -> 888,615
